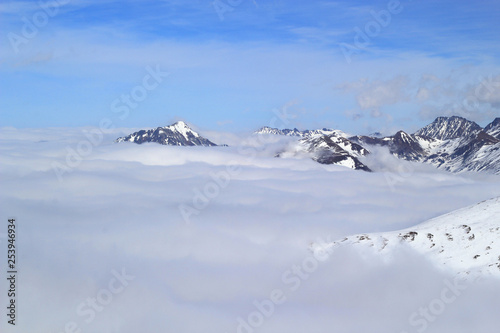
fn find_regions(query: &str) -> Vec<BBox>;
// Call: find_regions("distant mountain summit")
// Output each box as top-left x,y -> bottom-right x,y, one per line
485,118 -> 500,139
349,116 -> 500,174
350,130 -> 427,161
414,116 -> 482,140
116,116 -> 499,174
258,116 -> 500,174
255,126 -> 348,138
294,135 -> 371,171
256,126 -> 370,171
116,121 -> 217,146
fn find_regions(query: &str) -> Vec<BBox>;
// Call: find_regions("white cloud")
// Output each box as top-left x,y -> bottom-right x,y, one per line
414,72 -> 500,122
336,75 -> 411,119
335,71 -> 500,126
467,74 -> 500,107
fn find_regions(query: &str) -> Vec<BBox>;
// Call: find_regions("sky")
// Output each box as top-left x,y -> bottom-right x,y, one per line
1,127 -> 500,332
1,0 -> 500,135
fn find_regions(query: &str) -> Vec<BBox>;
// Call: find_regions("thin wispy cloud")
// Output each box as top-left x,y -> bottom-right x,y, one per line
1,0 -> 499,131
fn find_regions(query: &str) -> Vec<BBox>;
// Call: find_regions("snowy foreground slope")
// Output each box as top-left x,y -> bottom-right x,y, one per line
311,197 -> 500,279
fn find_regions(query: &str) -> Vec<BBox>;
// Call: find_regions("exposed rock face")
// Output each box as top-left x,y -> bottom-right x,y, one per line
414,116 -> 482,140
116,116 -> 500,174
349,116 -> 500,174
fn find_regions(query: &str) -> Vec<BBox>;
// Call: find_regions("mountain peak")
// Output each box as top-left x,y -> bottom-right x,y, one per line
414,116 -> 482,140
254,126 -> 348,138
172,120 -> 188,127
116,121 -> 217,146
485,118 -> 500,139
255,126 -> 301,136
167,121 -> 199,138
436,115 -> 466,121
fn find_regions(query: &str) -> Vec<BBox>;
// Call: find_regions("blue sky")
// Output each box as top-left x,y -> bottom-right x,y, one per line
1,0 -> 499,134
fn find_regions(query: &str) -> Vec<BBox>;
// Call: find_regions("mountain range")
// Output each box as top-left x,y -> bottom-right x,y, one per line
116,116 -> 500,174
348,116 -> 500,173
310,196 -> 500,280
257,116 -> 500,174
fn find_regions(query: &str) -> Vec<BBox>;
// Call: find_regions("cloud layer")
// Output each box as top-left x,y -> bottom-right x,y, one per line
1,127 -> 500,332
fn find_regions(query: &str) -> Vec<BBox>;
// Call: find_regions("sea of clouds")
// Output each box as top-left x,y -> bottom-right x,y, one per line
1,127 -> 499,333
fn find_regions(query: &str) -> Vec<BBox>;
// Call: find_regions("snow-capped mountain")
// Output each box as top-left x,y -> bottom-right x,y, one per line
311,197 -> 500,279
255,117 -> 500,173
433,131 -> 499,173
350,130 -> 427,161
115,116 -> 499,173
116,121 -> 218,146
278,134 -> 371,171
350,116 -> 500,174
257,126 -> 370,170
414,116 -> 482,140
485,118 -> 500,139
255,126 -> 349,138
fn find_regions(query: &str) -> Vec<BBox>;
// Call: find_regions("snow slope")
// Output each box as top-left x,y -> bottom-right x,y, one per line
415,116 -> 482,140
311,197 -> 500,279
351,116 -> 500,174
485,118 -> 500,139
